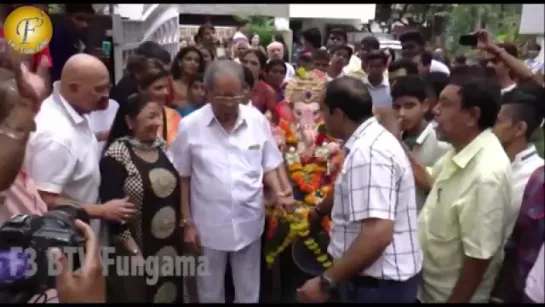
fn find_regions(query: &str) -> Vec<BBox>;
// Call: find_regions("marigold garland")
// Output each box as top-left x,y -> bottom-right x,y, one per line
264,118 -> 343,268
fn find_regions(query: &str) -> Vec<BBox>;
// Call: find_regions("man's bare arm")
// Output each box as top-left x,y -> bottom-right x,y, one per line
448,256 -> 492,303
276,164 -> 292,194
0,104 -> 35,190
39,191 -> 105,218
264,167 -> 284,195
325,218 -> 394,283
180,177 -> 191,220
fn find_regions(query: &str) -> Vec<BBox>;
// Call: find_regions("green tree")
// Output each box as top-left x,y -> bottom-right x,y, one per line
373,4 -> 454,35
445,4 -> 522,56
48,4 -> 64,14
235,15 -> 275,47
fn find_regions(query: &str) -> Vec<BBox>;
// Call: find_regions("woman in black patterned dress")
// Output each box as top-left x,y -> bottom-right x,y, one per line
99,93 -> 188,303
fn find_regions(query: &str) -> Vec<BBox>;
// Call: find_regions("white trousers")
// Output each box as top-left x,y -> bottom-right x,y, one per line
197,238 -> 261,303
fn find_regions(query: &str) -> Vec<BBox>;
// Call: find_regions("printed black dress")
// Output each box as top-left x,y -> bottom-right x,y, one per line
99,138 -> 187,303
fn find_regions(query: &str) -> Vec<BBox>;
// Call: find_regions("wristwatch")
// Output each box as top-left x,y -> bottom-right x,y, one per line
319,273 -> 337,295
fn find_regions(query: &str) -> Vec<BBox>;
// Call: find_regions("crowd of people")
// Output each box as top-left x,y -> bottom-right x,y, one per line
1,3 -> 544,304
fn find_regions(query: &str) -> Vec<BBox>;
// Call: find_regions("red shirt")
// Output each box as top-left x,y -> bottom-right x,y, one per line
0,27 -> 53,72
251,81 -> 277,114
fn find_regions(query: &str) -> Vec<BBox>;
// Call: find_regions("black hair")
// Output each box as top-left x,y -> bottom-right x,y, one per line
135,41 -> 171,65
425,72 -> 450,100
454,55 -> 467,65
419,51 -> 433,66
360,36 -> 380,50
528,43 -> 542,52
329,28 -> 348,43
312,49 -> 330,62
324,77 -> 373,122
129,57 -> 170,90
65,4 -> 95,15
242,65 -> 255,89
386,48 -> 396,62
450,65 -> 487,80
105,92 -> 156,150
171,46 -> 206,79
449,77 -> 501,131
391,75 -> 429,102
301,27 -> 322,50
188,73 -> 204,88
332,45 -> 353,60
366,50 -> 387,66
388,59 -> 419,75
195,24 -> 215,43
264,59 -> 286,73
501,88 -> 543,139
242,49 -> 268,70
516,81 -> 545,119
237,18 -> 249,29
399,31 -> 425,47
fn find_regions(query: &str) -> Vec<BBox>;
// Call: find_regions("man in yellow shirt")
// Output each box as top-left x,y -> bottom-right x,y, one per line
418,76 -> 513,303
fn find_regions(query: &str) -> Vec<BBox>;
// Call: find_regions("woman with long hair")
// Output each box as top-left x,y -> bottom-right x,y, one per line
127,56 -> 181,145
99,93 -> 186,303
240,49 -> 277,115
171,46 -> 205,108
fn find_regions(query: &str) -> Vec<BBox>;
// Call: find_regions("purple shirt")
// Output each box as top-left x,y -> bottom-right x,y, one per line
511,165 -> 545,292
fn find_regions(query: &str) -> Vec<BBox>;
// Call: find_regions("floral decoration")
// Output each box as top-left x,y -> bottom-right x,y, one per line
264,119 -> 344,268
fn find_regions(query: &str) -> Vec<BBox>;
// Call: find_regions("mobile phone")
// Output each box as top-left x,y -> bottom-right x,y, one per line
459,34 -> 478,47
101,41 -> 112,58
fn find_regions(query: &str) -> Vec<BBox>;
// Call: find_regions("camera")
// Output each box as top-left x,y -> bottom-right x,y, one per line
0,205 -> 89,303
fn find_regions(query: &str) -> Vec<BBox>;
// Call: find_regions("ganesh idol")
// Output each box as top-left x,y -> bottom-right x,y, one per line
262,75 -> 345,273
268,75 -> 344,182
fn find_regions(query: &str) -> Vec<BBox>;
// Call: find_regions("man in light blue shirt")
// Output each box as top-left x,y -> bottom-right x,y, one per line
362,50 -> 392,108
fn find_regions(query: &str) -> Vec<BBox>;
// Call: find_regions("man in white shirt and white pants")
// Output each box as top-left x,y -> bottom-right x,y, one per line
170,60 -> 293,303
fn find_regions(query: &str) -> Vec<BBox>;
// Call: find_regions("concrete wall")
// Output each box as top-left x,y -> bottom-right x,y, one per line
178,4 -> 289,18
519,4 -> 544,35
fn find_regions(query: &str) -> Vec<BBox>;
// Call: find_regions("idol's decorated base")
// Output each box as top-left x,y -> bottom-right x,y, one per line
263,76 -> 344,301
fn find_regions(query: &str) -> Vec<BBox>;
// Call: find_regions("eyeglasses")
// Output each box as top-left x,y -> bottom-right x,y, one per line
213,95 -> 245,104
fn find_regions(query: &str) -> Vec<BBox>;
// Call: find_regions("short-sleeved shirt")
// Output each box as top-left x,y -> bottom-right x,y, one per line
511,165 -> 545,294
0,169 -> 48,224
418,129 -> 512,303
25,82 -> 101,234
525,243 -> 545,303
362,75 -> 392,108
328,117 -> 422,281
168,103 -> 283,251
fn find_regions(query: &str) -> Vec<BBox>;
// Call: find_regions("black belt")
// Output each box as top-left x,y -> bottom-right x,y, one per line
349,275 -> 403,287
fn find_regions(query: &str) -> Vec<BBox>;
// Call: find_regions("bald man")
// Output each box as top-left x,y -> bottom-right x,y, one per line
267,41 -> 296,81
25,54 -> 136,241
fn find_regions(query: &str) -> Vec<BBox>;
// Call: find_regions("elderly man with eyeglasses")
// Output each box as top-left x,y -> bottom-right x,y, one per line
169,60 -> 295,303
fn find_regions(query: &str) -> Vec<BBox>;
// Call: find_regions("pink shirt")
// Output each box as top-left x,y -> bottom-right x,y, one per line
0,168 -> 48,223
0,169 -> 58,302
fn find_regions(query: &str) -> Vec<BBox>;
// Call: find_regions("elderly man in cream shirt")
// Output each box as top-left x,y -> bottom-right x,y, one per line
169,60 -> 293,303
417,79 -> 512,303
